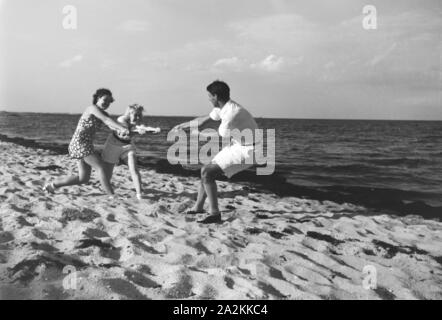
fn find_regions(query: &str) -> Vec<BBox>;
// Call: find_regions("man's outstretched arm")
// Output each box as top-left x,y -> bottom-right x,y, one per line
171,115 -> 212,132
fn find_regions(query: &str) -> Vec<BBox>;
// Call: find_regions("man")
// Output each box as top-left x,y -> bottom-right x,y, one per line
172,80 -> 260,224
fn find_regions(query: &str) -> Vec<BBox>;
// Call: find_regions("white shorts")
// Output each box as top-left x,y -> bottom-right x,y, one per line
211,143 -> 256,178
101,134 -> 136,164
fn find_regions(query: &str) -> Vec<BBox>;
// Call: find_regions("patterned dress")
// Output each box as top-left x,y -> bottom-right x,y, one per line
68,111 -> 107,159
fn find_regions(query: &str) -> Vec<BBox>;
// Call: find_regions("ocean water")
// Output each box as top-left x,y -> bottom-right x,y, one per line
1,111 -> 441,209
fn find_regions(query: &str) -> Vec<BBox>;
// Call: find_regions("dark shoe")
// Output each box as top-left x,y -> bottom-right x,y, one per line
198,213 -> 222,224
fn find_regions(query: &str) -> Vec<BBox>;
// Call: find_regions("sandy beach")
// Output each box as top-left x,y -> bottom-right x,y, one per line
0,140 -> 441,300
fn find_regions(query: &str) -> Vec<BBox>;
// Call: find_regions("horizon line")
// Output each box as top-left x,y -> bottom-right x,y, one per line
0,109 -> 441,122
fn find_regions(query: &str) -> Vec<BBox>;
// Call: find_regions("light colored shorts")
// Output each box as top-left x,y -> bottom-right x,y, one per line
211,142 -> 256,178
101,134 -> 136,164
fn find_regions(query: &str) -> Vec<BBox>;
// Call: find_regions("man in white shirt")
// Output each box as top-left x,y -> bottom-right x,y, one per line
172,80 -> 260,224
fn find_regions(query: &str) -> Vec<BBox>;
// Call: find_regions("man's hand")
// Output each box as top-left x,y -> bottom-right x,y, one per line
171,123 -> 187,132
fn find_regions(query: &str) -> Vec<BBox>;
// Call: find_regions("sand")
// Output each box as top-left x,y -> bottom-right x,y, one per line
0,140 -> 441,300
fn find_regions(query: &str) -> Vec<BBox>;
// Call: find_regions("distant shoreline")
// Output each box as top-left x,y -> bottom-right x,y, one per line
1,110 -> 442,122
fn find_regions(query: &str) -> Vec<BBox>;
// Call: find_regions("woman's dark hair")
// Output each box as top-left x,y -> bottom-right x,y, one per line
206,80 -> 230,102
93,88 -> 113,105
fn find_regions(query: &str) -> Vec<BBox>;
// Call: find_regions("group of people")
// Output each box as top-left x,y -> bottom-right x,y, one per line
43,81 -> 260,224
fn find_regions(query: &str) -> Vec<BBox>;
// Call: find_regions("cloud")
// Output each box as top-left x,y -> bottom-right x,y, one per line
229,13 -> 318,54
100,58 -> 118,70
118,20 -> 149,32
59,54 -> 83,68
141,55 -> 170,69
251,54 -> 285,72
369,43 -> 397,66
212,57 -> 246,72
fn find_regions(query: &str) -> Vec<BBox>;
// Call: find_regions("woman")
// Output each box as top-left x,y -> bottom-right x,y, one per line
43,88 -> 129,196
101,104 -> 161,200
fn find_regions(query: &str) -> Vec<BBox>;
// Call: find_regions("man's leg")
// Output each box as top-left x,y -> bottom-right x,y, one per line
190,181 -> 207,212
198,164 -> 224,223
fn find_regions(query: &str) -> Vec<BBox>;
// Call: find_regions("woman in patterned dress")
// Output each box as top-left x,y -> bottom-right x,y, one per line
43,88 -> 129,195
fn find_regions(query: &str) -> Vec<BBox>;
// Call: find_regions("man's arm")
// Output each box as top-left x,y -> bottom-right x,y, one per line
171,115 -> 212,132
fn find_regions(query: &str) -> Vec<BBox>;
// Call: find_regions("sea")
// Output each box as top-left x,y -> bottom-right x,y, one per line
1,111 -> 441,214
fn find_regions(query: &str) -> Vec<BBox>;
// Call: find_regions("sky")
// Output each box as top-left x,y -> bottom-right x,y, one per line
0,0 -> 440,119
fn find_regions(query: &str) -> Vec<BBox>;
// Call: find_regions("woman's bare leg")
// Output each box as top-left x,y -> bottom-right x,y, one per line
125,151 -> 142,196
52,160 -> 91,188
102,161 -> 115,183
83,153 -> 114,195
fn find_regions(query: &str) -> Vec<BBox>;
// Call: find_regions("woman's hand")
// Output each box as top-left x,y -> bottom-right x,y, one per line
117,127 -> 130,138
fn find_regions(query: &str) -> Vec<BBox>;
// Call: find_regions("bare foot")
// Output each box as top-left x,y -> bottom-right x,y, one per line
43,182 -> 55,194
185,205 -> 205,215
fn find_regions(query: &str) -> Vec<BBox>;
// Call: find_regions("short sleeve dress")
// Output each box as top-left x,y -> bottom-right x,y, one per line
68,111 -> 107,159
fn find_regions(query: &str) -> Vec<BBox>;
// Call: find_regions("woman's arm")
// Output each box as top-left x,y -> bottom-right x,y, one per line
88,106 -> 128,133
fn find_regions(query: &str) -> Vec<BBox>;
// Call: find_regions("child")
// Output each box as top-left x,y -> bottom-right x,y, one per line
101,104 -> 161,199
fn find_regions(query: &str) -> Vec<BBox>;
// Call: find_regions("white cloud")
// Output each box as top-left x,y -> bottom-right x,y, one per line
141,55 -> 170,69
251,54 -> 285,72
369,43 -> 397,66
100,58 -> 118,70
59,54 -> 83,68
212,57 -> 246,72
118,20 -> 149,32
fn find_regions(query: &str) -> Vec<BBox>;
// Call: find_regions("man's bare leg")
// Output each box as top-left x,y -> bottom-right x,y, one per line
189,181 -> 207,213
198,164 -> 223,223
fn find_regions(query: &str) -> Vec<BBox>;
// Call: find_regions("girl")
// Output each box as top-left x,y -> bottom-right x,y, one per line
43,88 -> 129,196
101,104 -> 161,199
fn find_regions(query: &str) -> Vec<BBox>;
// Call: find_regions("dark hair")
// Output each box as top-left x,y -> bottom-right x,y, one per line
93,88 -> 113,105
206,80 -> 230,102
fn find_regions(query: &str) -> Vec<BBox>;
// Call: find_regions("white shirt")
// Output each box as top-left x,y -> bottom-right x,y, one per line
209,100 -> 260,145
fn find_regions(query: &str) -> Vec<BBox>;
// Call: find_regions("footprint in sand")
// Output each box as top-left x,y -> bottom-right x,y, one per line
60,207 -> 101,225
124,270 -> 160,289
0,231 -> 14,244
31,229 -> 49,240
165,272 -> 195,299
75,238 -> 121,261
199,284 -> 218,299
224,276 -> 235,289
8,253 -> 87,285
102,278 -> 148,300
0,251 -> 8,264
82,228 -> 110,239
